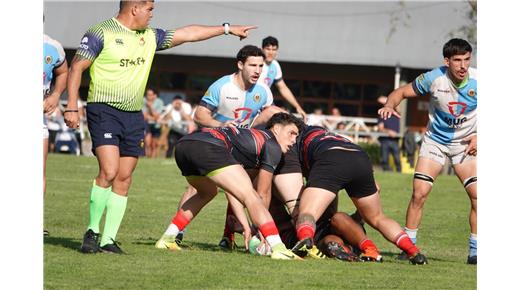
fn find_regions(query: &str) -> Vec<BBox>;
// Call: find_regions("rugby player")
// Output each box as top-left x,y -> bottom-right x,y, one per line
64,0 -> 256,254
155,113 -> 304,260
378,38 -> 477,264
291,125 -> 428,265
169,45 -> 279,247
43,32 -> 68,237
259,36 -> 307,121
266,194 -> 380,262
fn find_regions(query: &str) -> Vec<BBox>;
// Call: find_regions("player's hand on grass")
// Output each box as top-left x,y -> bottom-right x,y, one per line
463,135 -> 477,156
378,106 -> 401,120
230,25 -> 257,40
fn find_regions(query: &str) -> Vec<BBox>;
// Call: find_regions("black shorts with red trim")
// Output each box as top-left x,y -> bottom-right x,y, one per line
174,140 -> 239,177
306,149 -> 377,198
274,145 -> 302,175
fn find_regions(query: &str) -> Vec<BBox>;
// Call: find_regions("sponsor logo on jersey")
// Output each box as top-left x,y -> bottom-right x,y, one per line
139,37 -> 145,46
436,88 -> 451,93
233,107 -> 253,124
468,89 -> 475,97
447,102 -> 467,117
79,36 -> 89,50
115,38 -> 124,45
45,55 -> 52,64
445,102 -> 468,128
225,96 -> 239,100
253,94 -> 261,102
119,57 -> 146,67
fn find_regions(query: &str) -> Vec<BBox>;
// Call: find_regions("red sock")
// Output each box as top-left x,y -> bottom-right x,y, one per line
296,222 -> 315,241
259,221 -> 279,238
171,211 -> 190,231
395,231 -> 419,256
359,239 -> 379,252
222,203 -> 234,240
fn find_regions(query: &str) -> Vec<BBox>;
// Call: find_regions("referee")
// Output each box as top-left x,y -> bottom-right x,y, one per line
64,0 -> 255,254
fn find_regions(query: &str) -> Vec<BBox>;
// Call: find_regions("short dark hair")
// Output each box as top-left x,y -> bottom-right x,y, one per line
146,87 -> 157,95
265,112 -> 305,133
442,38 -> 472,58
262,36 -> 279,48
236,45 -> 265,63
119,0 -> 153,11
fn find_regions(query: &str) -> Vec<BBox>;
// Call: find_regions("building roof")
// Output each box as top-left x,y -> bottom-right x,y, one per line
44,1 -> 476,69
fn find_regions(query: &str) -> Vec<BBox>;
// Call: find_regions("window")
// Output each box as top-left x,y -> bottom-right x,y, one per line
159,72 -> 187,90
333,83 -> 361,100
283,79 -> 302,97
188,75 -> 218,91
335,104 -> 359,116
302,81 -> 331,99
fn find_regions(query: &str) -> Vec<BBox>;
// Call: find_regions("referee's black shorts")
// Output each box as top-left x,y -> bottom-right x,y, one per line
87,103 -> 145,157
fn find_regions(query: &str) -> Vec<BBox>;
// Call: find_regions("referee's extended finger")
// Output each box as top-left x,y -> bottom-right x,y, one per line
243,25 -> 258,32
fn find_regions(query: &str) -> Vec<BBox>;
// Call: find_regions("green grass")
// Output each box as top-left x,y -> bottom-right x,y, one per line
45,154 -> 476,289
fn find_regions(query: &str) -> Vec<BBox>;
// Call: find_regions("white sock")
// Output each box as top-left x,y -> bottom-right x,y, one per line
164,223 -> 180,236
404,227 -> 418,243
265,235 -> 283,248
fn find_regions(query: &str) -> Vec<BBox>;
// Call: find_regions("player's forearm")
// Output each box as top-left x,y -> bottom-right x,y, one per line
279,85 -> 303,111
193,113 -> 223,128
172,25 -> 225,46
226,193 -> 251,233
66,68 -> 83,109
256,171 -> 273,208
385,89 -> 406,110
51,66 -> 68,98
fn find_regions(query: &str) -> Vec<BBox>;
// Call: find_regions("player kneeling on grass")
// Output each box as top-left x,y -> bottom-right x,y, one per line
156,113 -> 304,260
291,125 -> 428,265
251,194 -> 377,262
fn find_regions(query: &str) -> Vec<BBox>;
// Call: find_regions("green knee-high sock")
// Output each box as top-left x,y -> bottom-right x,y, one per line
100,192 -> 128,246
88,180 -> 112,233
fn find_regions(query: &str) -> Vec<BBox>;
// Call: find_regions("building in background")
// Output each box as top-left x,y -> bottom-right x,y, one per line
44,1 -> 476,132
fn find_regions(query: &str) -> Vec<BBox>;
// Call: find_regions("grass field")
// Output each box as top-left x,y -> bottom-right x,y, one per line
44,154 -> 476,289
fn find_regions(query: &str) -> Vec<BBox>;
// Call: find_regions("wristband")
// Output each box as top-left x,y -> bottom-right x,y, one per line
222,22 -> 230,35
64,109 -> 79,113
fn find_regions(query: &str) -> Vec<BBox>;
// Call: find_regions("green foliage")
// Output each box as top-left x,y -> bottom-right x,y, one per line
358,142 -> 381,165
45,154 -> 476,289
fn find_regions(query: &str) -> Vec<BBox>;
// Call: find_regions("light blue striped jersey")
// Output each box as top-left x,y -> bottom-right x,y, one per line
43,34 -> 66,96
259,59 -> 282,87
199,74 -> 273,128
412,66 -> 477,145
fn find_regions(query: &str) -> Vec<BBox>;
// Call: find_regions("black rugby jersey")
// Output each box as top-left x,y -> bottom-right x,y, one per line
298,125 -> 362,172
179,127 -> 282,173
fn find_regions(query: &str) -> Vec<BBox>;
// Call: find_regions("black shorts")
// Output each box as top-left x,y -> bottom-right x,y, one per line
306,149 -> 377,198
274,145 -> 302,175
87,103 -> 145,157
174,140 -> 239,177
147,124 -> 162,138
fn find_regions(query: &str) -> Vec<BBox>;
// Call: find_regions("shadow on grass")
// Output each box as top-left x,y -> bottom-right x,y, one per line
44,236 -> 82,252
132,238 -> 250,254
381,250 -> 454,263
